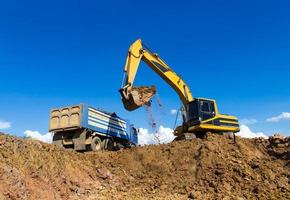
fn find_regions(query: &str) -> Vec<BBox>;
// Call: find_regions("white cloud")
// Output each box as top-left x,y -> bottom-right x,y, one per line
170,109 -> 178,115
240,118 -> 258,125
24,130 -> 53,143
138,128 -> 154,145
138,126 -> 175,145
139,124 -> 268,143
157,126 -> 176,144
236,125 -> 268,138
266,112 -> 290,122
0,120 -> 11,130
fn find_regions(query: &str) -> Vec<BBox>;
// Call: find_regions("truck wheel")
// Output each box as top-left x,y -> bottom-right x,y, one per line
102,138 -> 114,151
114,142 -> 124,151
91,136 -> 102,151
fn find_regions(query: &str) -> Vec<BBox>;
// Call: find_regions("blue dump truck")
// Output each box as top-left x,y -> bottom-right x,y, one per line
49,104 -> 138,151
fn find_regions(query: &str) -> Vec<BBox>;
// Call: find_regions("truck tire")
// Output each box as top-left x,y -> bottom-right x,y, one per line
91,136 -> 102,151
73,129 -> 87,151
102,138 -> 114,151
114,142 -> 124,151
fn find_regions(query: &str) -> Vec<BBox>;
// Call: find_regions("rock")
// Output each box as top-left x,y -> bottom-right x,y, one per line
96,168 -> 113,180
188,190 -> 202,199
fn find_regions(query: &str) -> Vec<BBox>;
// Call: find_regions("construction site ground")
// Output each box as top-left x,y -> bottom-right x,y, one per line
0,132 -> 289,200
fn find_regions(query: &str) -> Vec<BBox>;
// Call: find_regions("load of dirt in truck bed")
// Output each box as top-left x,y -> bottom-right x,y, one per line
0,132 -> 289,200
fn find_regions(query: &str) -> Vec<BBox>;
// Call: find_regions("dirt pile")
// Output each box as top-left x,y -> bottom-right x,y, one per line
0,133 -> 100,200
0,133 -> 289,200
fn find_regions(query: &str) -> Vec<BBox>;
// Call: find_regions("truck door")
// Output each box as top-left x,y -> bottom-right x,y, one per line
130,127 -> 138,144
200,100 -> 215,121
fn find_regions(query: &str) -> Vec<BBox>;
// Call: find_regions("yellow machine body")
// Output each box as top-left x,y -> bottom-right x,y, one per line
120,39 -> 240,137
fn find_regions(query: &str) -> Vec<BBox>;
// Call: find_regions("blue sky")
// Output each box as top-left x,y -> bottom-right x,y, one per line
0,0 -> 289,137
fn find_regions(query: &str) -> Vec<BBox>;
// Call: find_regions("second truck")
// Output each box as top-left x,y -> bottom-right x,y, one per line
119,39 -> 240,140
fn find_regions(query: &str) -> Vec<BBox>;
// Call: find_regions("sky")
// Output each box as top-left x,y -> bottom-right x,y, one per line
0,0 -> 289,142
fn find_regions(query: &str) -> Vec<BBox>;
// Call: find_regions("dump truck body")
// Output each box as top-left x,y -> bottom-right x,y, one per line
49,104 -> 138,151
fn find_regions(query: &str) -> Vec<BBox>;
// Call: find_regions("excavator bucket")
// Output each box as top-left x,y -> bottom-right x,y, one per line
119,86 -> 156,111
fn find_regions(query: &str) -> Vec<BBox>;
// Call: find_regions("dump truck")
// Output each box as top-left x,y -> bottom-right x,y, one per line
49,104 -> 138,151
120,39 -> 240,140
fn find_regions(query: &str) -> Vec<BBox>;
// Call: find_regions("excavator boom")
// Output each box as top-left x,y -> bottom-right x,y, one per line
120,39 -> 193,111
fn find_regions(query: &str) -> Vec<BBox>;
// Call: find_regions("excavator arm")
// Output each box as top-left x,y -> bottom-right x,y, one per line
120,39 -> 240,137
120,39 -> 194,111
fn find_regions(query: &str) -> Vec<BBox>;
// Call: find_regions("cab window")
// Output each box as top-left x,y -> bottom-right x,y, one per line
200,100 -> 215,121
210,103 -> 215,115
132,128 -> 138,135
201,101 -> 210,112
188,100 -> 199,121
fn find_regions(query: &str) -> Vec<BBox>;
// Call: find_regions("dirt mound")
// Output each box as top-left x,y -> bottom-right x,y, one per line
0,133 -> 289,200
0,133 -> 100,200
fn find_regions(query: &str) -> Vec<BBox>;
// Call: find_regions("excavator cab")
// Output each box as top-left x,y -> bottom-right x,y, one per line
184,98 -> 239,136
187,98 -> 216,126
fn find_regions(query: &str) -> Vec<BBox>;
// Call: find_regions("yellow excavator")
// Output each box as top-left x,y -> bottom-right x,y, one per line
119,39 -> 240,139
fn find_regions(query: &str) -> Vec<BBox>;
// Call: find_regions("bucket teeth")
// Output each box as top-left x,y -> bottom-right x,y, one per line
120,86 -> 156,111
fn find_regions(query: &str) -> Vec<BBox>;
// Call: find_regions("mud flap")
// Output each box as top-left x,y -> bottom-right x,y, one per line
52,133 -> 63,148
73,129 -> 87,151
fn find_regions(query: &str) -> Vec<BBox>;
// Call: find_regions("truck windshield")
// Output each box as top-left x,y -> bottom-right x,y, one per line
132,128 -> 138,135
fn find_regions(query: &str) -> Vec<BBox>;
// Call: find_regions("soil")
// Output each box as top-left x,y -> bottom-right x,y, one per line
121,86 -> 156,111
0,132 -> 289,200
131,86 -> 156,106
